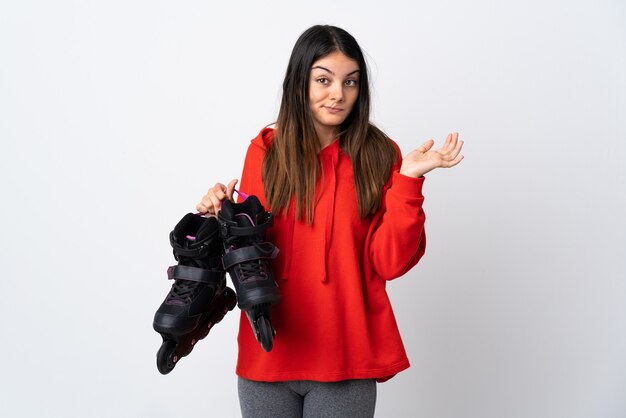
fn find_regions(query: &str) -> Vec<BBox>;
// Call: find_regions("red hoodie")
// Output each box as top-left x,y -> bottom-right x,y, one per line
235,127 -> 426,383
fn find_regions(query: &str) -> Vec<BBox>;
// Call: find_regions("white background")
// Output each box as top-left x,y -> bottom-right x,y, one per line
1,1 -> 625,417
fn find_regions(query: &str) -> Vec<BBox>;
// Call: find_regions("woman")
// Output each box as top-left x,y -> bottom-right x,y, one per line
197,24 -> 463,418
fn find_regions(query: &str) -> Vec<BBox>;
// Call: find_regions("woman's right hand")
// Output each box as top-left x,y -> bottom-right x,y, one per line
399,132 -> 464,178
196,179 -> 238,216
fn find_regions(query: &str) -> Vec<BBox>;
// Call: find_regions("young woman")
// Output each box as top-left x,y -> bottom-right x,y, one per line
197,24 -> 464,418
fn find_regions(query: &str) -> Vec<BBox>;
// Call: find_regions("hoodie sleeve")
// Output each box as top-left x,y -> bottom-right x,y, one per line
367,142 -> 427,281
237,129 -> 271,204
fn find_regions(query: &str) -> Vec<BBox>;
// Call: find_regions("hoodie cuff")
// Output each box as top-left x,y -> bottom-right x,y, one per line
390,171 -> 425,197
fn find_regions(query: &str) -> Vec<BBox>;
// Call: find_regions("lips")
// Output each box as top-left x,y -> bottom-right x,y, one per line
324,106 -> 343,114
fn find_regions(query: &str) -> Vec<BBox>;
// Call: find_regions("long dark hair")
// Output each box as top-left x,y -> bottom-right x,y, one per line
263,25 -> 397,224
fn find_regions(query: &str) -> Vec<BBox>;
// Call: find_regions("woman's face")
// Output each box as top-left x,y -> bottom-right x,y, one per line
308,51 -> 360,138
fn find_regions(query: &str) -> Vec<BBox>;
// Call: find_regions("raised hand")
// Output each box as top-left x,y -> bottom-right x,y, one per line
196,179 -> 238,216
400,132 -> 464,178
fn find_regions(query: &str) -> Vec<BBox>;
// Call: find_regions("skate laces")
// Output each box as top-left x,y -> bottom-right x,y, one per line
167,240 -> 206,305
233,213 -> 268,281
166,278 -> 201,305
237,254 -> 267,281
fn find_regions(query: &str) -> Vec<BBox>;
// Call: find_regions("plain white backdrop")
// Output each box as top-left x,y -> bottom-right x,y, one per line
1,1 -> 625,417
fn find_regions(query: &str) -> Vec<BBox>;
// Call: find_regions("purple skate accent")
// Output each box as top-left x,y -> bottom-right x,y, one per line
235,213 -> 255,226
234,189 -> 249,200
186,235 -> 196,241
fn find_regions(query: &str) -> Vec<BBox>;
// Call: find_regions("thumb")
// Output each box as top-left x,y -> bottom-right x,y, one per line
418,139 -> 435,153
226,178 -> 238,201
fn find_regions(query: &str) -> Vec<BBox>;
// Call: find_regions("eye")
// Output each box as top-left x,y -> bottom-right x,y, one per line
316,77 -> 329,85
344,79 -> 358,87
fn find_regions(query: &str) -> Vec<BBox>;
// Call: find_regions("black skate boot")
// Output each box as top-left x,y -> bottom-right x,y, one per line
218,195 -> 280,352
153,214 -> 237,375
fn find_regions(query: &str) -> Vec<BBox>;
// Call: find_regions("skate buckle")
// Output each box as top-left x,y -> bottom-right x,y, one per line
219,221 -> 232,238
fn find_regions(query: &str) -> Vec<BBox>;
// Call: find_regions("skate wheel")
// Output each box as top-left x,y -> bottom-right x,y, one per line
156,340 -> 177,375
257,316 -> 274,352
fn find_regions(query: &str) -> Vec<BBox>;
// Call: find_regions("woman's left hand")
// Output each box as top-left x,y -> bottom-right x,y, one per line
400,132 -> 464,178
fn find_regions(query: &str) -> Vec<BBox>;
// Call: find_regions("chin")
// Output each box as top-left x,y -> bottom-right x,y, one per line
320,116 -> 346,127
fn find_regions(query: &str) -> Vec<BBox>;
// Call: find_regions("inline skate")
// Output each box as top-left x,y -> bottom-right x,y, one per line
153,213 -> 237,374
218,195 -> 280,352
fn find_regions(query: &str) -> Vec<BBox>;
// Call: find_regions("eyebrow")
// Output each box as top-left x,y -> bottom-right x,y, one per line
311,66 -> 360,76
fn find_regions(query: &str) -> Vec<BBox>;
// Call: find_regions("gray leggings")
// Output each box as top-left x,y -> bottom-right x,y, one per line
238,377 -> 377,418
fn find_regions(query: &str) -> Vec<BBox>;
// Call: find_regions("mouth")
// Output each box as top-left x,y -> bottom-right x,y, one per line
324,106 -> 344,114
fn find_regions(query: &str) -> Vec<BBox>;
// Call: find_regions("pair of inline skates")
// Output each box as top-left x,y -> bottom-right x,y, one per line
152,194 -> 281,375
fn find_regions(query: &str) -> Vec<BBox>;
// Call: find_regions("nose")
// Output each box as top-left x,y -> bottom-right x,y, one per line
329,82 -> 344,102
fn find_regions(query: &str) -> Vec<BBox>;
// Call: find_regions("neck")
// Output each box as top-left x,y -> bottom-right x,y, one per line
315,124 -> 340,149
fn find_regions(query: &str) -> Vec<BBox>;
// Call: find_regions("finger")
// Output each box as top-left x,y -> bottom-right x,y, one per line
446,154 -> 464,168
196,202 -> 208,214
226,179 -> 238,202
442,132 -> 458,153
418,139 -> 435,153
212,182 -> 228,201
443,155 -> 464,168
199,185 -> 224,215
207,193 -> 222,215
198,195 -> 216,215
437,133 -> 451,152
448,140 -> 464,161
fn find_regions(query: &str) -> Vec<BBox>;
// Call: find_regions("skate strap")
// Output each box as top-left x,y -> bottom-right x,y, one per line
167,265 -> 223,284
219,212 -> 274,238
170,242 -> 214,259
222,243 -> 279,271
